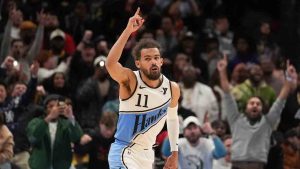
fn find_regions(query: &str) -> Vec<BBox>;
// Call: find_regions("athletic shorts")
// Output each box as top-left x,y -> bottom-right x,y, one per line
108,142 -> 155,169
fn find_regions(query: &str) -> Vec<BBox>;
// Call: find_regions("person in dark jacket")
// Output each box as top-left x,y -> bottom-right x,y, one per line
26,94 -> 83,169
75,56 -> 117,130
0,61 -> 39,169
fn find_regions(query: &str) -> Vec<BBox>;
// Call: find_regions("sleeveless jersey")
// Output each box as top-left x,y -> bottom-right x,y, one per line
115,71 -> 172,148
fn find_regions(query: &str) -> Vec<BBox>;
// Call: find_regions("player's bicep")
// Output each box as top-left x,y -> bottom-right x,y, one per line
169,81 -> 180,108
106,62 -> 131,84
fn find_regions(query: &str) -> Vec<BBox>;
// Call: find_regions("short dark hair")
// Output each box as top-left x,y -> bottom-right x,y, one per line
132,39 -> 162,60
0,81 -> 7,90
12,81 -> 27,88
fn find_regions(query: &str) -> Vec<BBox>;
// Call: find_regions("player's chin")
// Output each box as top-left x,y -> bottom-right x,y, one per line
148,72 -> 161,80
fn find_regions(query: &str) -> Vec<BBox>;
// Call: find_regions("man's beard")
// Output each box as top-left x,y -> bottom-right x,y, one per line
246,113 -> 262,125
187,134 -> 200,144
182,76 -> 196,88
140,67 -> 161,80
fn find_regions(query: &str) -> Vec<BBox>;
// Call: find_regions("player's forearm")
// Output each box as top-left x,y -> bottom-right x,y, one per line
167,106 -> 179,151
106,28 -> 132,68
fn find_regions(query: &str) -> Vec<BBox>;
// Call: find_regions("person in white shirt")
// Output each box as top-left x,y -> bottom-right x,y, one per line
178,116 -> 226,169
179,65 -> 219,123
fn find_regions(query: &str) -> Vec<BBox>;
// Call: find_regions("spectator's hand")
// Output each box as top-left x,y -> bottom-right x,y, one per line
125,7 -> 144,34
37,9 -> 47,26
45,102 -> 61,122
217,54 -> 228,73
82,30 -> 93,42
163,152 -> 178,169
80,134 -> 92,145
285,60 -> 298,91
36,85 -> 46,95
30,61 -> 39,77
2,56 -> 15,70
63,103 -> 74,119
202,122 -> 216,135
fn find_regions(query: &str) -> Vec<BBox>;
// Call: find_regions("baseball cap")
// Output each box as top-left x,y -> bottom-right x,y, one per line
43,94 -> 64,107
94,55 -> 107,68
50,29 -> 65,40
183,116 -> 201,128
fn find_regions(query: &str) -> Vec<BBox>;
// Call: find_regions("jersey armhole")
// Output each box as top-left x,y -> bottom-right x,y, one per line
169,81 -> 173,98
121,71 -> 138,101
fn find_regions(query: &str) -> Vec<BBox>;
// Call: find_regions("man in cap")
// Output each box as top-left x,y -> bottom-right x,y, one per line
178,116 -> 226,169
26,94 -> 83,169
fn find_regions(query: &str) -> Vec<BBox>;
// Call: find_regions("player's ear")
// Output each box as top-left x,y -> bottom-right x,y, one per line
160,57 -> 164,66
135,60 -> 140,68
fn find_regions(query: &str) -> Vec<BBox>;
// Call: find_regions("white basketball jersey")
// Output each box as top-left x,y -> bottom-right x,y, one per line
115,71 -> 172,148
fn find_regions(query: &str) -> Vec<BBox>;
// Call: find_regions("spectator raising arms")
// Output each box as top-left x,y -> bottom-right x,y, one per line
217,55 -> 298,169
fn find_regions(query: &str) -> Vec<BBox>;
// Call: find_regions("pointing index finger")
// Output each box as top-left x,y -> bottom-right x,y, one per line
134,7 -> 140,16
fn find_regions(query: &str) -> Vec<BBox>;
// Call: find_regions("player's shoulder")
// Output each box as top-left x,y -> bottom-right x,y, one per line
119,68 -> 137,85
169,81 -> 180,97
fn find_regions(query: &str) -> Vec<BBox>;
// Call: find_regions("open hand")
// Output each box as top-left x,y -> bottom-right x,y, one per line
30,61 -> 40,77
37,9 -> 48,26
285,60 -> 298,90
63,104 -> 74,119
163,152 -> 178,169
80,134 -> 92,145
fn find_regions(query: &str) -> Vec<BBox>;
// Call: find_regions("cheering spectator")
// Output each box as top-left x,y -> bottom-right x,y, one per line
217,55 -> 298,169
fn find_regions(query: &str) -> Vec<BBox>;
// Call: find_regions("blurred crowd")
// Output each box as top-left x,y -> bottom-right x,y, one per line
0,0 -> 299,169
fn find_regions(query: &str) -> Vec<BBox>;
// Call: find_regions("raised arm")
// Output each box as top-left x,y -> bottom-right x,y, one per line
217,55 -> 240,124
26,10 -> 46,63
278,60 -> 298,100
105,7 -> 144,84
217,55 -> 230,93
266,60 -> 298,127
0,8 -> 18,62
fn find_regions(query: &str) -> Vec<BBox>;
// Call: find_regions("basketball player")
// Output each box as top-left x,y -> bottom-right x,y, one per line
106,8 -> 180,169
